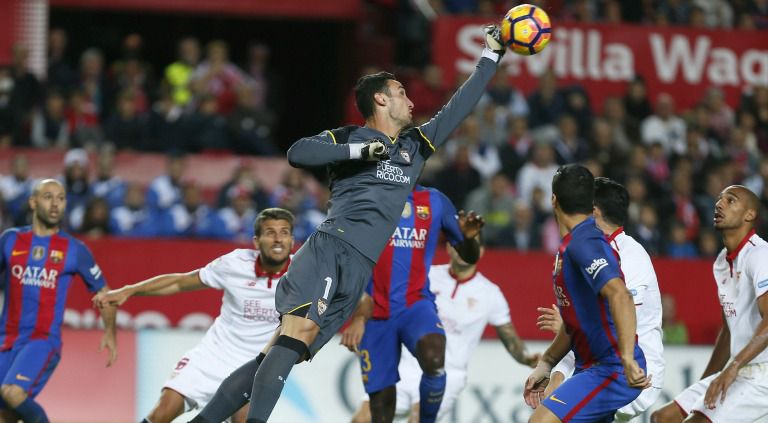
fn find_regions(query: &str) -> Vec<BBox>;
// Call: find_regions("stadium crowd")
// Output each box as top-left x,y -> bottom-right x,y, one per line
0,1 -> 767,258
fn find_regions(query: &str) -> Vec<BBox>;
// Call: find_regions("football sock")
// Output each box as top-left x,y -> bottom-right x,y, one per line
15,397 -> 49,423
245,335 -> 308,423
196,352 -> 266,422
418,371 -> 446,423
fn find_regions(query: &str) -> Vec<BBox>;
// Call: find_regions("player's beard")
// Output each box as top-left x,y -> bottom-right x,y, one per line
261,249 -> 289,268
35,208 -> 62,230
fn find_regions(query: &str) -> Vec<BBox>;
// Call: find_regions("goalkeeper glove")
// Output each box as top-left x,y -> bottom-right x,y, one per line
483,25 -> 506,63
349,139 -> 390,161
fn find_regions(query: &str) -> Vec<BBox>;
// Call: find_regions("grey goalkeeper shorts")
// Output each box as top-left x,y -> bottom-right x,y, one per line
275,231 -> 375,357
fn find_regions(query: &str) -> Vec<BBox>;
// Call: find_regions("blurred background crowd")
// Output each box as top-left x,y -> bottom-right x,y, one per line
0,0 -> 767,259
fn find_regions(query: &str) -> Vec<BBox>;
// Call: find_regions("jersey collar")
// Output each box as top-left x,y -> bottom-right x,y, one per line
255,255 -> 290,288
606,227 -> 624,243
449,267 -> 477,298
726,228 -> 756,265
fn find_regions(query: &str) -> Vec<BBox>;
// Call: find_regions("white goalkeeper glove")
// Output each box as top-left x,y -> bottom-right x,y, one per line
349,139 -> 390,161
483,25 -> 506,63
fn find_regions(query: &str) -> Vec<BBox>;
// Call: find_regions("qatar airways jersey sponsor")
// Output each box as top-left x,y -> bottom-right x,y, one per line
429,264 -> 511,372
197,249 -> 288,362
713,230 -> 768,365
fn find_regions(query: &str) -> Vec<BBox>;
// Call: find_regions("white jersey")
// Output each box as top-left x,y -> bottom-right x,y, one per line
713,230 -> 768,365
429,264 -> 511,372
197,249 -> 286,363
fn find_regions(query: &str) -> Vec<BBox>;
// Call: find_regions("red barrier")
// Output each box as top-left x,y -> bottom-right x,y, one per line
433,18 -> 768,111
64,237 -> 721,344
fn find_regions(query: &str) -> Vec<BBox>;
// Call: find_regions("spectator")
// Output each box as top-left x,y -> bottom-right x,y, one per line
409,65 -> 449,123
432,145 -> 482,210
630,202 -> 662,255
291,186 -> 329,243
693,0 -> 734,28
465,172 -> 515,246
60,148 -> 91,216
645,142 -> 670,186
602,95 -> 634,150
641,93 -> 687,155
269,168 -> 318,216
551,114 -> 589,164
9,44 -> 42,146
30,90 -> 70,149
227,84 -> 278,155
146,152 -> 185,212
187,93 -> 230,151
47,28 -> 78,92
165,182 -> 224,238
216,163 -> 270,210
499,116 -> 535,180
482,67 -> 529,122
704,87 -> 735,144
625,174 -> 649,226
563,86 -> 593,138
217,185 -> 258,243
110,183 -> 160,237
244,41 -> 284,120
517,142 -> 559,212
510,201 -> 541,251
661,294 -> 689,345
78,48 -> 113,120
191,40 -> 248,115
527,70 -> 566,128
658,0 -> 691,25
727,126 -> 760,182
89,147 -> 127,209
66,88 -> 103,147
0,67 -> 14,147
79,197 -> 111,238
103,90 -> 149,150
661,168 -> 700,242
165,37 -> 200,108
694,170 -> 726,227
590,117 -> 627,179
623,76 -> 652,132
446,116 -> 501,180
0,155 -> 33,225
665,220 -> 698,258
113,56 -> 155,115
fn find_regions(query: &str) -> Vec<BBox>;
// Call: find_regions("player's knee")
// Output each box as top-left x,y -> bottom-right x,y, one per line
147,404 -> 180,423
650,403 -> 682,423
0,384 -> 26,407
416,334 -> 446,375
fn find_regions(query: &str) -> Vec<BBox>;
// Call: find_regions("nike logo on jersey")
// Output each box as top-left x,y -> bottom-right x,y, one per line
11,250 -> 27,257
549,394 -> 566,405
15,373 -> 30,381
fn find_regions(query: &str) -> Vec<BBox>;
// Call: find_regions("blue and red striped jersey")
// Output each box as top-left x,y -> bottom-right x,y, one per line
0,227 -> 106,350
368,186 -> 463,319
552,217 -> 642,368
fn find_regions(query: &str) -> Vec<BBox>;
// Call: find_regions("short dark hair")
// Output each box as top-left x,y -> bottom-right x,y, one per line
593,177 -> 629,226
354,71 -> 396,119
254,208 -> 295,236
552,164 -> 594,215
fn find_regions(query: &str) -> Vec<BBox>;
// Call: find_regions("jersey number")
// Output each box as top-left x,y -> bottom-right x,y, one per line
323,277 -> 333,300
359,349 -> 372,372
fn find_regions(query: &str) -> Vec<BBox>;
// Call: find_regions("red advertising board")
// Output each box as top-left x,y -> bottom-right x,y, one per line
433,18 -> 768,111
64,237 -> 721,344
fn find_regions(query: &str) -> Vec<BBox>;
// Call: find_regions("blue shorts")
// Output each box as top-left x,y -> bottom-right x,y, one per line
358,299 -> 444,393
0,339 -> 61,401
542,362 -> 644,423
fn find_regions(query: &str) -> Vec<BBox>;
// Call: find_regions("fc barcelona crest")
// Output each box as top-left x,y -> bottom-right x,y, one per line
32,246 -> 45,261
50,250 -> 64,264
416,205 -> 430,220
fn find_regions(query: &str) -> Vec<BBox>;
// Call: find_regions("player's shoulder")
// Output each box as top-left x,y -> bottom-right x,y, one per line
472,271 -> 501,291
325,125 -> 362,145
617,233 -> 652,261
221,248 -> 258,263
428,264 -> 452,281
0,226 -> 24,240
744,234 -> 768,265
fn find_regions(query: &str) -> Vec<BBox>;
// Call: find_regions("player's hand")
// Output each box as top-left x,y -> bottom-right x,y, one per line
704,361 -> 739,409
622,358 -> 651,389
92,288 -> 131,309
536,304 -> 562,334
524,361 -> 552,409
99,331 -> 118,367
457,210 -> 484,239
341,317 -> 366,353
484,25 -> 506,60
524,352 -> 542,368
361,139 -> 389,161
543,370 -> 565,397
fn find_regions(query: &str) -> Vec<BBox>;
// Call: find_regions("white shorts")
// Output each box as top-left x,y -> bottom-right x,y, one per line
163,341 -> 249,412
674,362 -> 768,422
615,360 -> 665,421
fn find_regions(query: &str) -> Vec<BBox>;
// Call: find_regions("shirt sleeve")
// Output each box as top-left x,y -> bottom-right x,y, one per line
437,191 -> 464,246
0,229 -> 14,271
567,235 -> 623,294
552,351 -> 576,378
621,245 -> 656,306
75,240 -> 106,293
198,252 -> 236,290
487,285 -> 512,327
287,130 -> 354,168
746,245 -> 768,299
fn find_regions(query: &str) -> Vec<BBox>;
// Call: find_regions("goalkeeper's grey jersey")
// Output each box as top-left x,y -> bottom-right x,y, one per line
287,57 -> 497,262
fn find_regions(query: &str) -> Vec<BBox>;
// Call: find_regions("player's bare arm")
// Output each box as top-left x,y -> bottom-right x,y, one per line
93,271 -> 205,308
97,285 -> 118,367
495,322 -> 539,367
453,210 -> 484,264
524,325 -> 571,409
600,277 -> 650,389
704,293 -> 768,409
341,293 -> 373,353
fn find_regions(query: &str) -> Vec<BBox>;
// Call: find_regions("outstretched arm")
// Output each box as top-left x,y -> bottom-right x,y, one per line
496,322 -> 539,367
97,285 -> 118,367
451,210 -> 484,264
93,271 -> 205,308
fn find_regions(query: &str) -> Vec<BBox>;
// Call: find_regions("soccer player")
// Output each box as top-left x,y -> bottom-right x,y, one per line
347,240 -> 540,422
188,25 -> 508,423
651,185 -> 768,423
340,185 -> 484,423
0,179 -> 117,423
536,177 -> 665,422
93,208 -> 295,423
524,165 -> 649,423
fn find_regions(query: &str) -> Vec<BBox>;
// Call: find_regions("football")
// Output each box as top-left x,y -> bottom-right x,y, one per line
500,4 -> 552,56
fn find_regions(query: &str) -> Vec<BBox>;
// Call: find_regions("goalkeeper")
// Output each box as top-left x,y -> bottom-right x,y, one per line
189,25 -> 508,423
